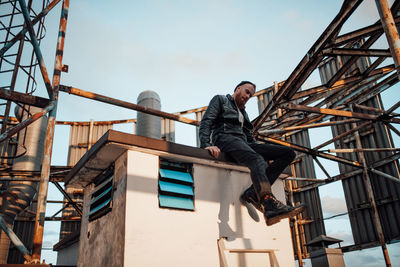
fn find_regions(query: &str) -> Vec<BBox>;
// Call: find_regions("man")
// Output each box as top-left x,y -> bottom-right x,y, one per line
199,81 -> 304,225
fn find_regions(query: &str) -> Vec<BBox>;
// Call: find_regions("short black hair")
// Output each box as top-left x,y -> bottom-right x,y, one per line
234,81 -> 256,92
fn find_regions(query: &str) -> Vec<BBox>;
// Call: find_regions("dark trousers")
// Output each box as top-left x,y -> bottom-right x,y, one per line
215,134 -> 296,201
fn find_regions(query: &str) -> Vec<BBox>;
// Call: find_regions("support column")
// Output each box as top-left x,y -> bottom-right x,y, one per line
376,0 -> 400,75
31,0 -> 69,262
351,113 -> 391,267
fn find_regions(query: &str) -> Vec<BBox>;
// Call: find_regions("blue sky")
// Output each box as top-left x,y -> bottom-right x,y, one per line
7,0 -> 400,265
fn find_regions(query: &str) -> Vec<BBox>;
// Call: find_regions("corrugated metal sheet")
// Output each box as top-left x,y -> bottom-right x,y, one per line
161,118 -> 175,142
7,202 -> 37,264
7,221 -> 35,264
330,96 -> 400,245
60,123 -> 113,244
67,124 -> 113,167
195,111 -> 205,147
319,52 -> 400,246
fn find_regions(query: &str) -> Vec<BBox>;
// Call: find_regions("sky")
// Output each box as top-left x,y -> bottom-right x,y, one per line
3,0 -> 400,265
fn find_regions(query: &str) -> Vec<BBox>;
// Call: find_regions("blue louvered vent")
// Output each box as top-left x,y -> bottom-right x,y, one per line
159,160 -> 194,211
89,166 -> 114,221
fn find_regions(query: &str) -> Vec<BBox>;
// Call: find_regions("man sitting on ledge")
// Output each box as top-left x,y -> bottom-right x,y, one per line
199,80 -> 304,225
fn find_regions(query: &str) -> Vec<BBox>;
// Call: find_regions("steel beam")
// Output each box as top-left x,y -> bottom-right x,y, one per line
0,87 -> 50,108
0,216 -> 31,262
59,85 -> 200,126
31,0 -> 69,262
376,0 -> 400,76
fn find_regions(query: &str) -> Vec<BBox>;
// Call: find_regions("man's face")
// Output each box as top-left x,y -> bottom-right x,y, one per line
233,83 -> 255,109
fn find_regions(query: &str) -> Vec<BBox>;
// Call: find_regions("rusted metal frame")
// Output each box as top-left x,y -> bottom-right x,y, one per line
281,103 -> 380,121
253,0 -> 363,131
60,85 -> 200,126
386,122 -> 400,137
349,73 -> 399,106
377,0 -> 400,76
332,72 -> 397,109
313,157 -> 332,179
52,181 -> 82,216
321,70 -> 388,109
0,102 -> 54,144
16,216 -> 81,222
264,66 -> 391,131
17,0 -> 54,100
256,134 -> 362,168
56,118 -> 137,126
0,215 -> 32,262
322,47 -> 391,57
1,2 -> 25,137
333,16 -> 400,46
313,121 -> 371,150
0,0 -> 19,70
370,167 -> 400,184
49,203 -> 68,219
267,82 -> 356,131
363,57 -> 387,77
289,64 -> 391,101
261,118 -> 360,135
326,35 -> 382,88
0,87 -> 50,108
0,0 -> 61,57
353,103 -> 386,114
385,100 -> 400,115
31,0 -> 69,262
327,147 -> 400,153
1,38 -> 25,136
294,152 -> 400,192
326,1 -> 400,88
286,177 -> 326,183
350,115 -> 392,267
175,106 -> 207,115
293,168 -> 364,192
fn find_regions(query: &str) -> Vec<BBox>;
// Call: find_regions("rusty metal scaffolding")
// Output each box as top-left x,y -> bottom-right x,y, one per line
0,0 -> 399,266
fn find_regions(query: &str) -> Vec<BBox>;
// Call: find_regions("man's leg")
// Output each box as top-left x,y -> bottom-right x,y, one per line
250,142 -> 296,184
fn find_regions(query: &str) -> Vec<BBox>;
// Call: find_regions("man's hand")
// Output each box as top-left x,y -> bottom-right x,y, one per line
205,146 -> 221,158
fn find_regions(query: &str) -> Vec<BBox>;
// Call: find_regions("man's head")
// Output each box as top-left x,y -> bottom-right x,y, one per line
232,81 -> 256,109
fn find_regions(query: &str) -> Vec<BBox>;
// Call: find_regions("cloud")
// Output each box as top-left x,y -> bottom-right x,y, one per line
321,195 -> 348,217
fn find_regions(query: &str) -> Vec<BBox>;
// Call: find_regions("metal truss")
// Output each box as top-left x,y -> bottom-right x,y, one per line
252,1 -> 400,266
0,0 -> 399,266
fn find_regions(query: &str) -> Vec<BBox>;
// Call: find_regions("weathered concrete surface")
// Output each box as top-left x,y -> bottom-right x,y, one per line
77,152 -> 127,267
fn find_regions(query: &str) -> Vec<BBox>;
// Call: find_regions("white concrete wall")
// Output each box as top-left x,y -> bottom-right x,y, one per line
124,150 -> 295,267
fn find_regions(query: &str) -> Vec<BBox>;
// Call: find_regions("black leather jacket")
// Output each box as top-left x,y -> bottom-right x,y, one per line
199,94 -> 255,148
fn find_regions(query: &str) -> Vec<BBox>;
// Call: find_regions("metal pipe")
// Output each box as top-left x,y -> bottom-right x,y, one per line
60,85 -> 200,126
326,147 -> 400,153
31,0 -> 69,262
52,181 -> 82,216
370,168 -> 400,184
0,102 -> 54,144
313,121 -> 371,150
0,216 -> 31,262
376,0 -> 400,75
351,114 -> 392,267
261,118 -> 360,134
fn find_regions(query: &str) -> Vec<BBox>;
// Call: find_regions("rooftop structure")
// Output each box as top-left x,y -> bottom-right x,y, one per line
0,0 -> 399,266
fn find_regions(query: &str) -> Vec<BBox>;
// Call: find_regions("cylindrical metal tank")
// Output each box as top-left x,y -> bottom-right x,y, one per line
136,90 -> 161,139
0,105 -> 48,263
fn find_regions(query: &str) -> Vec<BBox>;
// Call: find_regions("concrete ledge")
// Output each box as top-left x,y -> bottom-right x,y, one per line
64,130 -> 245,188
